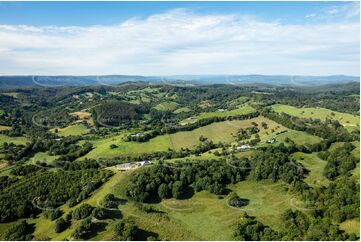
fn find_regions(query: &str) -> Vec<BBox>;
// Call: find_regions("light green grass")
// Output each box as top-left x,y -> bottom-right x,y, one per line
3,170 -> 305,240
274,130 -> 322,146
227,96 -> 250,107
158,191 -> 239,240
110,172 -> 302,240
154,101 -> 179,111
292,152 -> 329,187
52,124 -> 89,137
25,152 -> 60,166
271,104 -> 359,127
173,107 -> 191,114
127,87 -> 161,95
340,218 -> 360,237
227,179 -> 303,231
180,105 -> 256,125
0,134 -> 29,146
83,117 -> 287,159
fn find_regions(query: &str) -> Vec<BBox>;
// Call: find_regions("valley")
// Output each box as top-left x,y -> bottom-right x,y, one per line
0,82 -> 359,241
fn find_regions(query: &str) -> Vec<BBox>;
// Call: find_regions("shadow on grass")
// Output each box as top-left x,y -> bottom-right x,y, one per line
83,221 -> 108,240
177,186 -> 194,200
105,209 -> 123,220
134,228 -> 159,241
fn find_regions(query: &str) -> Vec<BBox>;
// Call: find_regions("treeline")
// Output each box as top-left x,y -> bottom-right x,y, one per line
234,213 -> 281,240
258,83 -> 360,115
319,142 -> 358,179
125,112 -> 259,142
235,204 -> 358,241
248,144 -> 306,185
262,109 -> 358,142
125,159 -> 249,202
2,135 -> 93,165
93,100 -> 148,128
0,169 -> 113,222
234,166 -> 359,240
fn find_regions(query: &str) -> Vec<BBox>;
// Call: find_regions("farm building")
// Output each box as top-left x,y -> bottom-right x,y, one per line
236,145 -> 251,151
116,160 -> 152,171
267,139 -> 276,144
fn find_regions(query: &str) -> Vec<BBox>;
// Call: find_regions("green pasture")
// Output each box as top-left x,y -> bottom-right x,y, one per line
0,134 -> 29,146
271,104 -> 359,127
180,105 -> 256,125
154,101 -> 179,111
292,152 -> 329,187
52,124 -> 89,137
82,117 -> 289,159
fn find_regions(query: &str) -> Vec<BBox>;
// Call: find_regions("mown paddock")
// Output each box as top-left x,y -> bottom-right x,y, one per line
153,101 -> 179,111
25,152 -> 60,166
0,134 -> 29,146
70,111 -> 91,120
82,116 -> 296,159
173,107 -> 191,114
0,164 -> 312,240
271,104 -> 359,127
109,171 -> 304,240
291,152 -> 329,187
179,105 -> 256,125
274,130 -> 322,146
39,170 -> 198,241
51,123 -> 89,137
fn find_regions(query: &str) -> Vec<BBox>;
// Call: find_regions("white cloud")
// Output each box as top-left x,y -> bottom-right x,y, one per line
306,2 -> 360,21
0,9 -> 359,75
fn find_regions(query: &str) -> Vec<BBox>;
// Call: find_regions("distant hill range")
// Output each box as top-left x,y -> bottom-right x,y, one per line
0,74 -> 359,89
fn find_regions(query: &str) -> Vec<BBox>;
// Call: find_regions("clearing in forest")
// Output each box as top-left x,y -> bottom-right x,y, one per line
271,104 -> 359,127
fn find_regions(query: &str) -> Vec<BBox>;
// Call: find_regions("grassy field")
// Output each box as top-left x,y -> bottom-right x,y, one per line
173,107 -> 191,114
70,111 -> 91,120
292,152 -> 329,187
228,180 -> 304,231
180,105 -> 256,125
154,101 -> 179,111
274,130 -> 322,146
0,134 -> 29,146
271,104 -> 359,127
25,152 -> 60,166
52,124 -> 89,137
340,218 -> 360,237
82,117 -> 289,159
0,125 -> 11,131
30,170 -> 199,241
110,171 -> 303,240
0,168 -> 308,241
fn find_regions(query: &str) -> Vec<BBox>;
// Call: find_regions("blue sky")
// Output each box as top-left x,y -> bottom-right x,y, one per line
0,1 -> 359,75
0,2 -> 350,26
